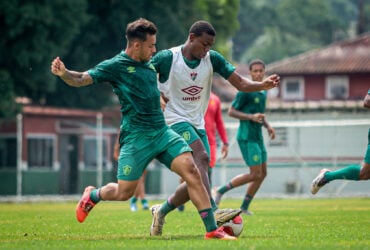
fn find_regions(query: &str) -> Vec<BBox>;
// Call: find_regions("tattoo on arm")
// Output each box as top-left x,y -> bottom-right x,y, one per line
60,70 -> 93,87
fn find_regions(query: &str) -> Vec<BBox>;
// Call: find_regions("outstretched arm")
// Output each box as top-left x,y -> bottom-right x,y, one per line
51,57 -> 93,87
227,71 -> 280,92
228,106 -> 265,123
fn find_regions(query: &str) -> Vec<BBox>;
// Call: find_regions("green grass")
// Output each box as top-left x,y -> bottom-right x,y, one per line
0,198 -> 369,249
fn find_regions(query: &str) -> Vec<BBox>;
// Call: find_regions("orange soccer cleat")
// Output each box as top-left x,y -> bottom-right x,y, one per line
76,186 -> 96,223
204,226 -> 237,240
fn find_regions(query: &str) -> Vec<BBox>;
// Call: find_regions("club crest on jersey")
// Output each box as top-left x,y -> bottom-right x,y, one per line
122,165 -> 132,176
190,72 -> 198,81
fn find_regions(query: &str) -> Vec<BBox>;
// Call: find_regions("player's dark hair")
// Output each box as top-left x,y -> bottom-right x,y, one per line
249,59 -> 265,70
189,20 -> 216,37
126,18 -> 157,42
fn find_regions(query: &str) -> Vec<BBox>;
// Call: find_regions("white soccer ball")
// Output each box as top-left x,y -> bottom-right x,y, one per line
222,215 -> 244,237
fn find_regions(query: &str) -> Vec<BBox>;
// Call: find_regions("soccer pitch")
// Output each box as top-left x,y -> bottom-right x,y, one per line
0,198 -> 369,250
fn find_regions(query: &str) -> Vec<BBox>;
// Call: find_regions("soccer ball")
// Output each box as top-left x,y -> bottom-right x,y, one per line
222,215 -> 244,237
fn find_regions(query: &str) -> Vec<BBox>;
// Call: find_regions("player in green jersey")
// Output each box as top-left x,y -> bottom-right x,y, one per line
311,89 -> 370,194
51,18 -> 236,240
213,59 -> 275,215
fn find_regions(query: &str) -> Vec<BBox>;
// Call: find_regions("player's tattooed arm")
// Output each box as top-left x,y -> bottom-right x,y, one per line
60,70 -> 93,87
51,56 -> 93,87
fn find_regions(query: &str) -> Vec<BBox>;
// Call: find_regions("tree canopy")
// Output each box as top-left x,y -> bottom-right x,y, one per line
0,0 -> 239,117
233,0 -> 366,64
1,0 -> 369,118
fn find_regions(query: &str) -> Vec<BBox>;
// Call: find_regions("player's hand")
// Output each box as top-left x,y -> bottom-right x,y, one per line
51,57 -> 66,76
160,93 -> 169,111
268,127 -> 275,140
221,144 -> 229,159
251,113 -> 265,123
262,74 -> 280,90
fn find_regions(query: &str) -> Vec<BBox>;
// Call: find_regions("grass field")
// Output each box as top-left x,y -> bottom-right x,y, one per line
0,198 -> 369,250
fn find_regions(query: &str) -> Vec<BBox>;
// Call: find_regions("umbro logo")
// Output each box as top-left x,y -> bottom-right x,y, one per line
127,66 -> 135,73
182,86 -> 203,96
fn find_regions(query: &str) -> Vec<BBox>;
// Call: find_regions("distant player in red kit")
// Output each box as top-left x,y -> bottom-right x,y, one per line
205,92 -> 229,186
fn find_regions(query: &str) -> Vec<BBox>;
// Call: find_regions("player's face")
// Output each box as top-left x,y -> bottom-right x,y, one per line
250,63 -> 265,81
189,32 -> 215,60
138,34 -> 157,62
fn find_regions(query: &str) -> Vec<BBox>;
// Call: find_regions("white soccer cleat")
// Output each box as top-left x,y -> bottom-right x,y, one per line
130,202 -> 138,212
150,204 -> 165,236
214,208 -> 242,226
212,187 -> 223,206
311,168 -> 330,195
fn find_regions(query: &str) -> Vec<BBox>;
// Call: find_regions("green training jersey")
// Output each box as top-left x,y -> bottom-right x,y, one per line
151,48 -> 235,83
88,51 -> 166,133
232,90 -> 267,142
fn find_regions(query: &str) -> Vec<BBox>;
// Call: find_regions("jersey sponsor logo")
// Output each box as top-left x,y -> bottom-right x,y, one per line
182,86 -> 203,96
127,66 -> 136,73
190,72 -> 198,81
122,165 -> 132,176
181,86 -> 203,101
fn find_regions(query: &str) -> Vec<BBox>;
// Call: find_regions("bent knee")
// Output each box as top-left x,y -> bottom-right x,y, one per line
182,164 -> 202,182
250,171 -> 265,181
118,193 -> 133,201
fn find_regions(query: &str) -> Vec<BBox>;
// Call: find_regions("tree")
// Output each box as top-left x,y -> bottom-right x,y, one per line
233,0 -> 362,64
0,0 -> 90,117
1,0 -> 240,116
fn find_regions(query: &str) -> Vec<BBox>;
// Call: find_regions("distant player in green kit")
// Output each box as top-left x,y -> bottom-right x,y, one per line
311,89 -> 370,194
213,59 -> 275,215
50,18 -> 236,240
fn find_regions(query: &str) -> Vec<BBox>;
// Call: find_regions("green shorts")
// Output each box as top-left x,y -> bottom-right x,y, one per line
170,122 -> 210,155
117,126 -> 192,181
238,140 -> 267,167
364,128 -> 370,164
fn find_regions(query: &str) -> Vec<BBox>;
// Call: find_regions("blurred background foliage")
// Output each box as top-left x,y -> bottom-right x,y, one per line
0,0 -> 369,117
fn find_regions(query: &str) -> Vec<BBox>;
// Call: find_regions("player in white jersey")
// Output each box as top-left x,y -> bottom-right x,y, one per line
149,20 -> 280,236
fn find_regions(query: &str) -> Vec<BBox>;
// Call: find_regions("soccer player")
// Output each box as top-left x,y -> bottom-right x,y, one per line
205,91 -> 229,187
113,133 -> 148,211
50,18 -> 236,240
213,59 -> 276,215
149,21 -> 279,235
311,89 -> 370,194
177,91 -> 229,212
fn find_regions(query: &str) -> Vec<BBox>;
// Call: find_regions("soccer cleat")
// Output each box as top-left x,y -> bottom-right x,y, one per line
130,202 -> 138,212
241,209 -> 253,216
150,204 -> 165,236
204,226 -> 237,240
76,186 -> 96,223
142,201 -> 149,210
311,168 -> 330,195
212,187 -> 223,206
214,208 -> 242,226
